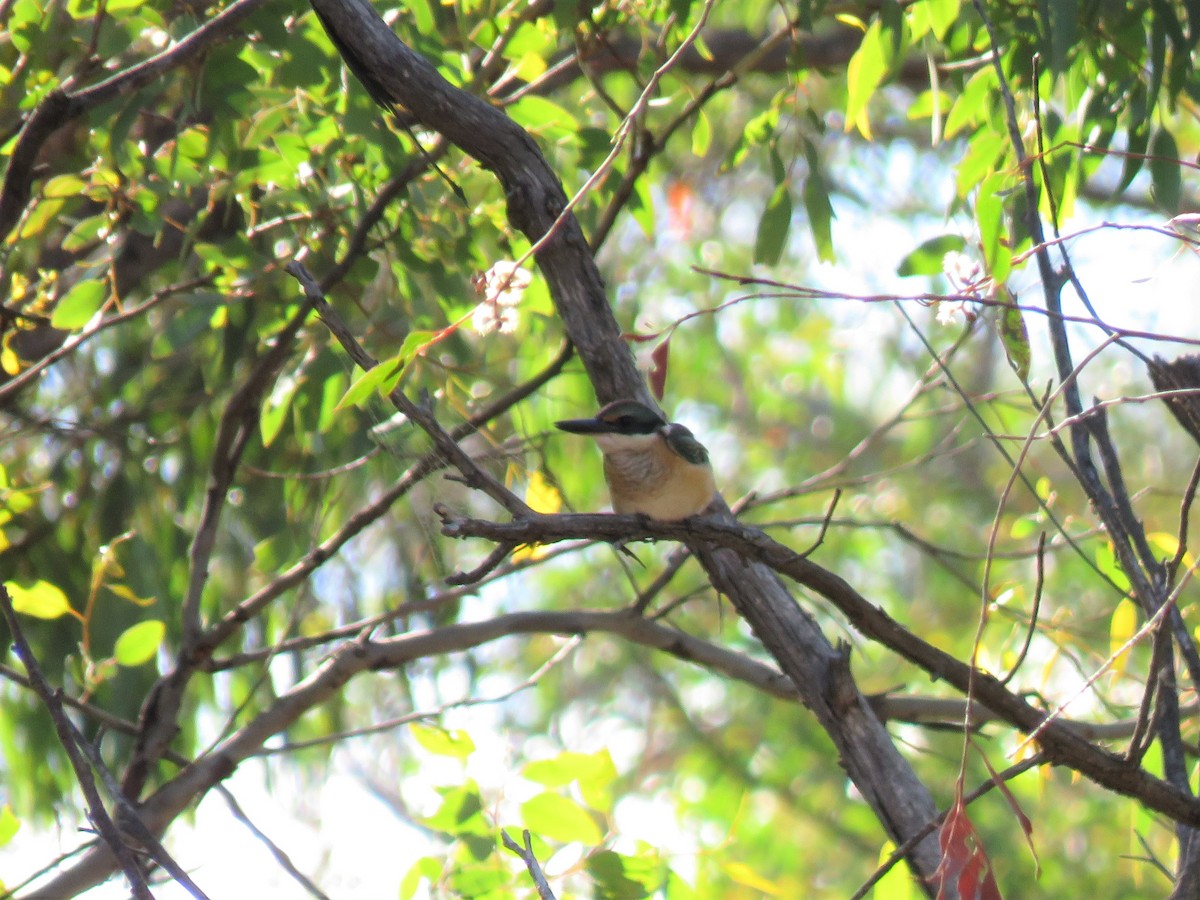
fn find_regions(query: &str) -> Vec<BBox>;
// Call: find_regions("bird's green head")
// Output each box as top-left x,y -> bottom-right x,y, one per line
554,400 -> 666,437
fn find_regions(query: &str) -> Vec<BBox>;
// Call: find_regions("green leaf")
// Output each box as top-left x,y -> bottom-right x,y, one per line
1116,121 -> 1149,195
845,20 -> 888,138
520,792 -> 603,844
691,110 -> 712,157
997,288 -> 1030,381
42,174 -> 87,199
317,371 -> 346,434
1042,0 -> 1078,74
0,804 -> 19,848
1096,542 -> 1132,593
523,750 -> 617,812
802,166 -> 835,262
754,184 -> 792,265
1150,127 -> 1182,214
113,620 -> 165,666
629,176 -> 656,238
587,849 -> 659,897
260,373 -> 301,448
925,0 -> 961,39
333,362 -> 393,412
976,172 -> 1012,285
5,580 -> 72,619
507,95 -> 579,142
423,783 -> 487,835
400,856 -> 443,900
410,722 -> 476,759
897,235 -> 967,276
52,279 -> 108,330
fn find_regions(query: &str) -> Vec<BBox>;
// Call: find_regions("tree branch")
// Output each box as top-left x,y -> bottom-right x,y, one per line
436,508 -> 1200,826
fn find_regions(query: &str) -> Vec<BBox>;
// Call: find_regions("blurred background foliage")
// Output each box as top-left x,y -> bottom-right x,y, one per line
1,0 -> 1199,896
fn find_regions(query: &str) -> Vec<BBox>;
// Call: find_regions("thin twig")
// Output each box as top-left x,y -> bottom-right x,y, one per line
446,541 -> 520,585
64,718 -> 212,900
501,829 -> 557,900
215,786 -> 331,900
0,586 -> 154,899
848,754 -> 1046,900
798,489 -> 841,557
285,260 -> 530,517
1000,532 -> 1047,687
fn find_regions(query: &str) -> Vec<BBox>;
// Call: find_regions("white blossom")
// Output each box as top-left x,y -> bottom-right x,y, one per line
471,260 -> 532,335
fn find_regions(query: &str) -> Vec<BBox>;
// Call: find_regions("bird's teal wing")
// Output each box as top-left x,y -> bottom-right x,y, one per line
661,424 -> 710,465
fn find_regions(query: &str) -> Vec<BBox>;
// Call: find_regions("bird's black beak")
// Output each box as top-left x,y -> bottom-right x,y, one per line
555,416 -> 615,435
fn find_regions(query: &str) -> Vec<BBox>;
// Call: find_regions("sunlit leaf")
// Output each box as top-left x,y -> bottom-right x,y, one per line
0,804 -> 18,848
519,792 -> 602,844
410,723 -> 476,759
113,620 -> 165,666
724,861 -> 782,895
1096,542 -> 1132,592
50,284 -> 103,333
400,856 -> 443,900
873,841 -> 916,899
105,583 -> 156,607
337,362 -> 396,411
5,580 -> 71,619
1109,598 -> 1138,679
422,783 -> 487,834
976,172 -> 1012,285
845,20 -> 887,139
525,470 -> 562,515
691,110 -> 712,157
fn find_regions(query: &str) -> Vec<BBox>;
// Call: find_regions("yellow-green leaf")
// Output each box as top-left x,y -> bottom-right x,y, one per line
52,279 -> 107,330
1109,598 -> 1138,679
845,20 -> 887,139
691,110 -> 712,157
336,362 -> 393,411
0,804 -> 19,848
114,620 -> 165,666
724,861 -> 782,895
410,722 -> 476,759
873,840 -> 916,899
998,289 -> 1030,381
519,792 -> 602,844
106,582 -> 156,607
5,580 -> 72,619
525,471 -> 562,515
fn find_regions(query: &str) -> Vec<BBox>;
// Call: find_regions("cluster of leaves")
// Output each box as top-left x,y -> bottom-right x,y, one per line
1,0 -> 1199,896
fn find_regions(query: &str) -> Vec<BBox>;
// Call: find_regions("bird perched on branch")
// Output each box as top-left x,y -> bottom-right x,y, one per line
556,400 -> 716,520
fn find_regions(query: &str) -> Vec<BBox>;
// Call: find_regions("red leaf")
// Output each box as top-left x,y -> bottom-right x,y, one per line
621,330 -> 661,343
649,336 -> 670,401
937,800 -> 1002,900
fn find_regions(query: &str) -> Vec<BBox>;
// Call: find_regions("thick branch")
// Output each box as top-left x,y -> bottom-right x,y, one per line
438,509 -> 1200,827
307,1 -> 951,886
26,608 -> 793,897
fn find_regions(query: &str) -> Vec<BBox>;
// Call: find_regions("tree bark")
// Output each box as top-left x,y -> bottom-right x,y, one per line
307,0 -> 950,891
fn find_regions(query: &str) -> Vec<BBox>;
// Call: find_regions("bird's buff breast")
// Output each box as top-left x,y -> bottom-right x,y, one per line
603,449 -> 715,519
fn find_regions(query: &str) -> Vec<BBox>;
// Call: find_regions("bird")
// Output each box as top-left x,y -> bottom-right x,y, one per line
555,400 -> 716,520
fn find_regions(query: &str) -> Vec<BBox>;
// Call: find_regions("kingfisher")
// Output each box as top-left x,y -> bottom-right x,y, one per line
555,400 -> 717,520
